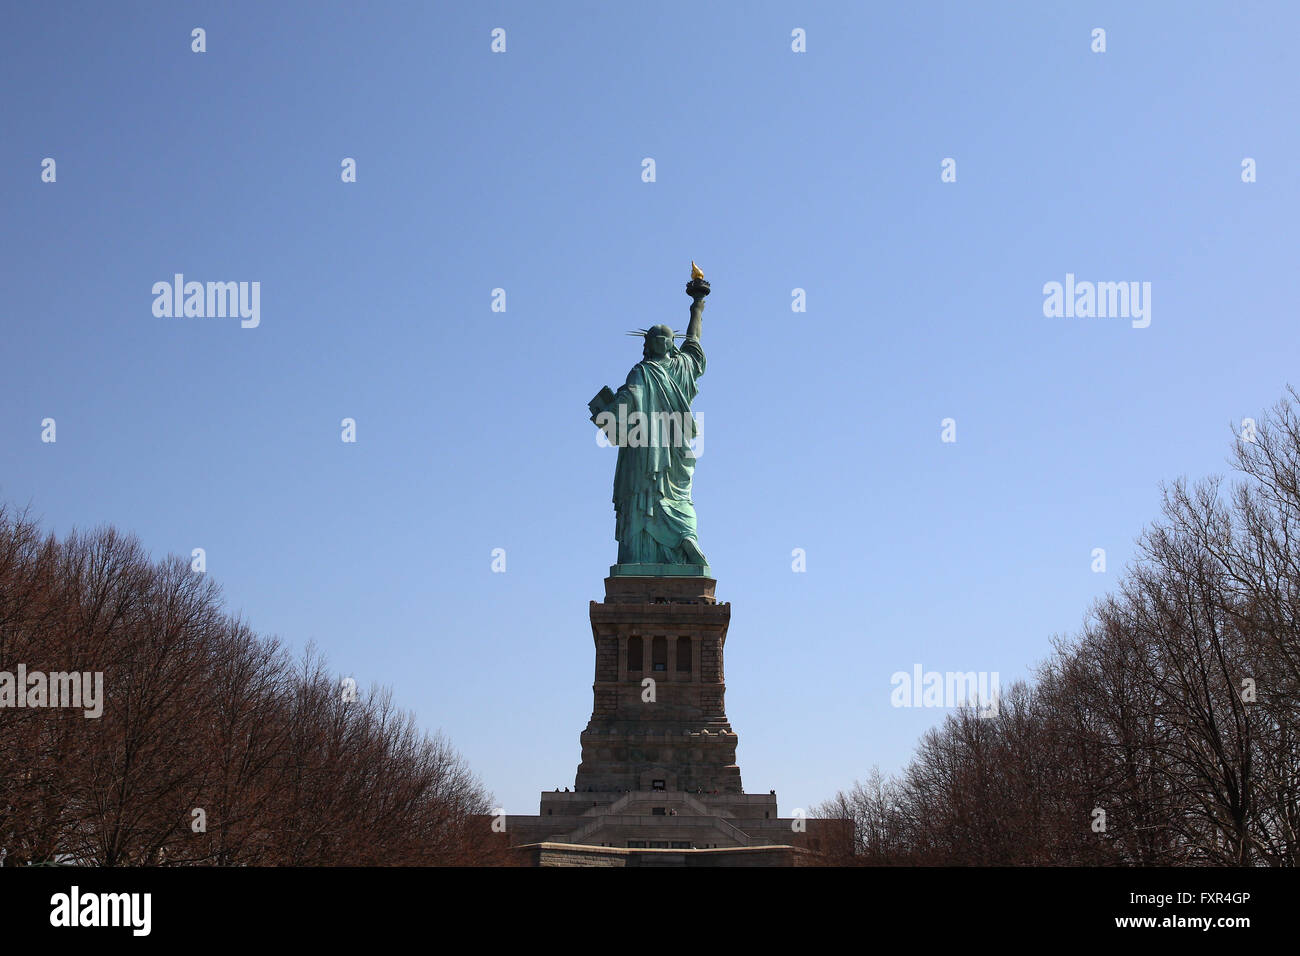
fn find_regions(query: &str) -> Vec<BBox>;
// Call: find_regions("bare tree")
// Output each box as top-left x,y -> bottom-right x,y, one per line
819,386 -> 1300,866
0,507 -> 500,867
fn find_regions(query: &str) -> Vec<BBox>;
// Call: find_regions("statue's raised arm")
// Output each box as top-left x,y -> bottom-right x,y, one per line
685,259 -> 709,341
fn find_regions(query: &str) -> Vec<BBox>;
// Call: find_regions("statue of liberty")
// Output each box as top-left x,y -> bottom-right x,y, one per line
588,263 -> 711,570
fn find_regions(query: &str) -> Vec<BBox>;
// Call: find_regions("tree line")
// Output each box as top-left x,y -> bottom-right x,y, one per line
818,388 -> 1300,866
0,509 -> 504,865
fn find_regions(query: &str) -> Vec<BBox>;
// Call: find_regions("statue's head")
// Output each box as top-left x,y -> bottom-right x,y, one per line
643,324 -> 677,359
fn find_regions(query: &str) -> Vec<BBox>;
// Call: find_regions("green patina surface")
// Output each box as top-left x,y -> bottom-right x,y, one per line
589,278 -> 712,577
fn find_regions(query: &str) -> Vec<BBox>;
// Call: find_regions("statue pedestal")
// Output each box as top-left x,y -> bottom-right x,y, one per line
575,575 -> 740,794
500,573 -> 850,861
609,563 -> 712,578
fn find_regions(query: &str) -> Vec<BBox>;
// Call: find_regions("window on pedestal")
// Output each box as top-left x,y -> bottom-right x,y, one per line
676,636 -> 692,673
652,636 -> 667,672
627,636 -> 642,672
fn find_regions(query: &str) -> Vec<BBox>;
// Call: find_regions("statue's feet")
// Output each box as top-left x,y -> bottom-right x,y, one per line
681,538 -> 708,565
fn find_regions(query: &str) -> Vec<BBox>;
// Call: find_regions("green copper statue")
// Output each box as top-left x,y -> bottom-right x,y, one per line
589,263 -> 711,573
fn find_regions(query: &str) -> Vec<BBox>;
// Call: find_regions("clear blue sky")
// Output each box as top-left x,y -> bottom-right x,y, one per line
3,1 -> 1296,814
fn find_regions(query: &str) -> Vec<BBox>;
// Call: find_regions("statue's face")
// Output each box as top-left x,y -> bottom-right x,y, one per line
644,325 -> 674,358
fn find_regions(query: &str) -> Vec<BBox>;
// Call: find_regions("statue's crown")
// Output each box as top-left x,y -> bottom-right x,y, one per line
626,328 -> 686,339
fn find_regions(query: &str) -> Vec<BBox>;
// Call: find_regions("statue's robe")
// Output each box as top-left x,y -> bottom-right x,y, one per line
592,338 -> 705,565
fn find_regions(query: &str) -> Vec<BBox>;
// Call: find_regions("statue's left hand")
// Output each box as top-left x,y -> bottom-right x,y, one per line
589,385 -> 616,418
